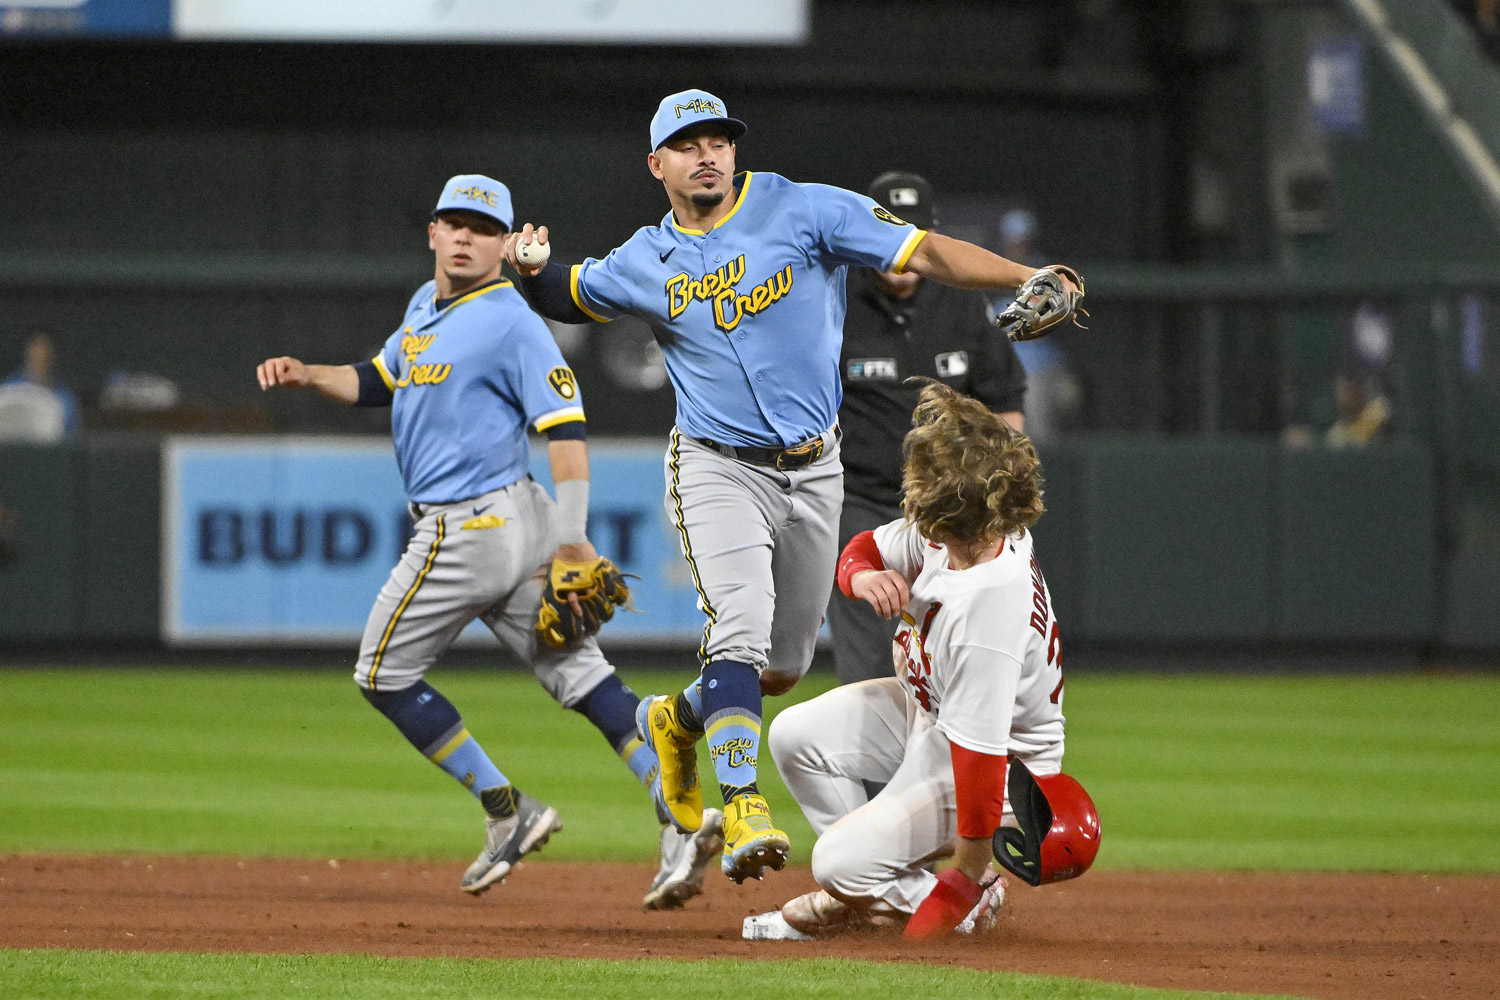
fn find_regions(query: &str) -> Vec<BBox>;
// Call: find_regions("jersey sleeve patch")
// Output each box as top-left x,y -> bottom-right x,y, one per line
547,366 -> 579,401
534,406 -> 585,432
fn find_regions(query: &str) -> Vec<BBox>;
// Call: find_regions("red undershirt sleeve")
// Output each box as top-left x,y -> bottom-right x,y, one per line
836,530 -> 884,598
950,742 -> 1008,839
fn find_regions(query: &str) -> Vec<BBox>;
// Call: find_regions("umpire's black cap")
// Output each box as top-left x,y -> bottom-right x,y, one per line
868,171 -> 936,229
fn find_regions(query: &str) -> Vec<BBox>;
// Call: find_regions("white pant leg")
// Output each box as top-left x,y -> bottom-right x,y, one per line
768,677 -> 912,835
811,713 -> 955,914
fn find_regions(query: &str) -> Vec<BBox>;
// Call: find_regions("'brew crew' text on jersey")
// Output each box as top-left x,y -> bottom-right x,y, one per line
872,517 -> 1066,768
372,279 -> 584,504
568,171 -> 926,449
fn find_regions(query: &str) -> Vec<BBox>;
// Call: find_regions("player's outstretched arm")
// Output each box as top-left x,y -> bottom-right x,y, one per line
256,357 -> 361,404
905,231 -> 1080,296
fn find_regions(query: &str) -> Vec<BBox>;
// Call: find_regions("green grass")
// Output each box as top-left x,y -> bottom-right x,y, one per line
0,668 -> 1497,871
0,950 -> 1306,1000
2,668 -> 1493,1000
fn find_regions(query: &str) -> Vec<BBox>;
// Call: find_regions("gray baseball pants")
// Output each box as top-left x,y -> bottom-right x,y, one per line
353,476 -> 613,705
663,429 -> 843,693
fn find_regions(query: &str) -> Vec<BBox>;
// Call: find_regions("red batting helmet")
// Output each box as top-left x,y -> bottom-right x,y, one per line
992,759 -> 1101,886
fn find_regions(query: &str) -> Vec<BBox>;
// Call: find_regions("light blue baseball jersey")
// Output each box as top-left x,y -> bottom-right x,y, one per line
569,171 -> 925,448
372,280 -> 584,504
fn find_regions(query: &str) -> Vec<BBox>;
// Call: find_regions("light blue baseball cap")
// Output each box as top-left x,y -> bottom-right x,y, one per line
649,89 -> 747,151
432,174 -> 514,231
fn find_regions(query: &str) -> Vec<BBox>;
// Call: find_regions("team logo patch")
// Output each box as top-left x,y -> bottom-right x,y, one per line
547,366 -> 577,400
847,357 -> 898,380
934,350 -> 970,377
872,206 -> 909,226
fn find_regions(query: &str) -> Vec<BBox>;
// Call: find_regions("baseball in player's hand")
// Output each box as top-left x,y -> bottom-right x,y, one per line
257,356 -> 310,390
850,568 -> 911,619
507,224 -> 550,276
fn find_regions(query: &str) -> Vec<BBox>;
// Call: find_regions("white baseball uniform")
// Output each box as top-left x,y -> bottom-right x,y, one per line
768,518 -> 1065,913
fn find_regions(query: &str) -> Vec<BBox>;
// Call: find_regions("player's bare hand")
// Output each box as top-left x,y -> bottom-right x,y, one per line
851,568 -> 911,619
552,540 -> 599,617
257,356 -> 309,390
506,223 -> 551,277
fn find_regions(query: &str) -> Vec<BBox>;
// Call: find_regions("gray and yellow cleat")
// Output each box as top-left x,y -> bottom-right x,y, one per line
635,694 -> 704,833
720,793 -> 789,883
643,808 -> 725,910
460,789 -> 562,895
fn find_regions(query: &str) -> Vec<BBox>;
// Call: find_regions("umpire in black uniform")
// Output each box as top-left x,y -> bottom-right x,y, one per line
829,172 -> 1029,684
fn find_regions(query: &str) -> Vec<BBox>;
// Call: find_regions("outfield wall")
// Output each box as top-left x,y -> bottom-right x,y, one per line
3,434 -> 1482,652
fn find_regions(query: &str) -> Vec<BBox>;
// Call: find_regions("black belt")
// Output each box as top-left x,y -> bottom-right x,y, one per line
695,427 -> 839,471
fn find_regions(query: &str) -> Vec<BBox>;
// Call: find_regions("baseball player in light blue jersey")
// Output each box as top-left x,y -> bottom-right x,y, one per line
502,90 -> 1081,884
256,174 -> 725,909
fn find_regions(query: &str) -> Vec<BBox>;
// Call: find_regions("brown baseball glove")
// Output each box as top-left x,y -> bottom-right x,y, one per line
993,264 -> 1087,342
535,556 -> 635,649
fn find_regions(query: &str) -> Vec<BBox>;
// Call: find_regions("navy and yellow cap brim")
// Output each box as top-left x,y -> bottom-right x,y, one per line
655,117 -> 748,151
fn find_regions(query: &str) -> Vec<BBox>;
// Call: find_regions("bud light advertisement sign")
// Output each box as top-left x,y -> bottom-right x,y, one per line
161,436 -> 707,646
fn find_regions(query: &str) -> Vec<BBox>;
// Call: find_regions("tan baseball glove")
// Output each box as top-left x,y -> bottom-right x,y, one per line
535,556 -> 635,649
993,264 -> 1087,342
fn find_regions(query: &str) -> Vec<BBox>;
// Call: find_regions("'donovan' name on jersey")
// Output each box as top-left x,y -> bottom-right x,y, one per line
663,253 -> 795,333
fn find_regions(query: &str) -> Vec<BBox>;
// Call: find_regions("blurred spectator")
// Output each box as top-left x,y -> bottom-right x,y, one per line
1326,301 -> 1397,447
992,208 -> 1083,445
1286,301 -> 1397,449
0,330 -> 80,442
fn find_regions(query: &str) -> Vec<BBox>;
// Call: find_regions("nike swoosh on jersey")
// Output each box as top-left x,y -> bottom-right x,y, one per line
659,248 -> 675,263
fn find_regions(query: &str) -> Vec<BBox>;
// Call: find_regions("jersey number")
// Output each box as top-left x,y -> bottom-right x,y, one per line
1047,621 -> 1064,704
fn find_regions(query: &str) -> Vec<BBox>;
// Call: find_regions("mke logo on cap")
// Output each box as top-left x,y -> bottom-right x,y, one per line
674,98 -> 724,119
890,187 -> 921,207
452,186 -> 500,207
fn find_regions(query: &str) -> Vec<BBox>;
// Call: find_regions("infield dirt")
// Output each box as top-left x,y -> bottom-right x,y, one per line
3,855 -> 1495,999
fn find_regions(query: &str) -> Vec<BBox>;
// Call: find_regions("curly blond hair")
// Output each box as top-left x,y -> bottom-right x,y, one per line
900,380 -> 1045,546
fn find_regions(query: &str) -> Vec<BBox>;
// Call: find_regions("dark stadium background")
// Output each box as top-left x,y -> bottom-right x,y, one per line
2,0 -> 1498,663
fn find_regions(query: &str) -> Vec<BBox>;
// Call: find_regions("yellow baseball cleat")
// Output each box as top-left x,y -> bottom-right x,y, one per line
636,694 -> 704,833
721,793 -> 789,883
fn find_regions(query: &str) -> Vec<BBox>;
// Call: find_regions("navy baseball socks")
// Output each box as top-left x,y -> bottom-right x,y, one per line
361,680 -> 562,893
700,661 -> 789,882
572,674 -> 662,808
361,681 -> 510,798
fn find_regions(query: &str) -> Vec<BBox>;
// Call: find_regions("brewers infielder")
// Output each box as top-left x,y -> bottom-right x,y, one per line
256,174 -> 724,909
503,89 -> 1081,883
